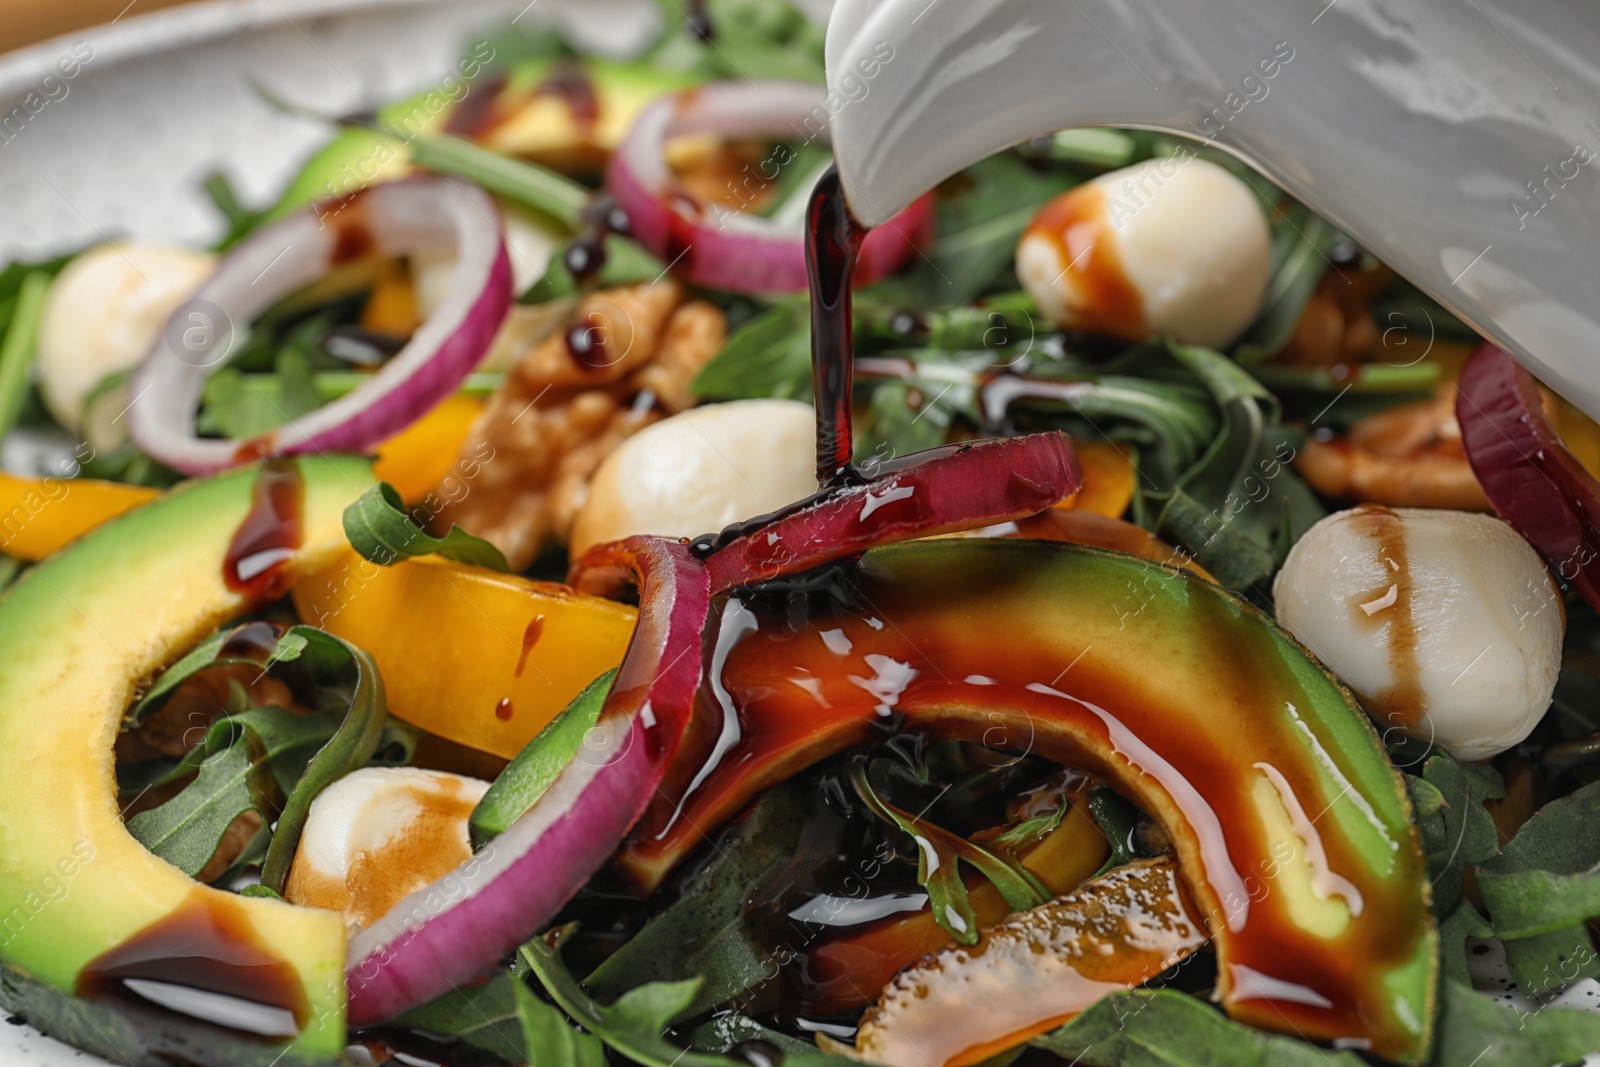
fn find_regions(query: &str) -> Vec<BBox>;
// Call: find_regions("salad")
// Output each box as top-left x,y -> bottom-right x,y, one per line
2,3 -> 1600,1066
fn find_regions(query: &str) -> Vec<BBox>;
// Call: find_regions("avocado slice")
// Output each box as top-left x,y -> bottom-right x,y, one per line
627,539 -> 1438,1063
271,59 -> 695,218
0,456 -> 373,1066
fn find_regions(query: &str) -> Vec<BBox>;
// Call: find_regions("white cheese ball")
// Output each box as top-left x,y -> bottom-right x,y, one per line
37,243 -> 214,432
1273,507 -> 1563,761
570,398 -> 818,557
285,767 -> 490,930
1017,157 -> 1270,348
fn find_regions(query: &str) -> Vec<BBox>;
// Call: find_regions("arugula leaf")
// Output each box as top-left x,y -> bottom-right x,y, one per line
394,971 -> 529,1064
1434,979 -> 1600,1067
343,482 -> 509,572
1032,988 -> 1366,1066
692,301 -> 813,403
125,743 -> 275,876
851,760 -> 1046,944
1478,780 -> 1600,934
125,625 -> 391,882
471,669 -> 616,848
1143,342 -> 1322,589
1232,206 -> 1339,365
238,883 -> 284,901
1248,361 -> 1439,433
1249,361 -> 1440,397
853,378 -> 956,465
869,345 -> 1217,488
522,933 -> 732,1067
0,271 -> 49,442
203,172 -> 270,251
520,930 -> 882,1067
1476,780 -> 1600,994
650,0 -> 826,84
1087,787 -> 1142,877
1411,756 -> 1504,918
688,1014 -> 817,1057
130,622 -> 308,724
258,630 -> 389,892
0,253 -> 75,426
1436,900 -> 1494,987
516,980 -> 608,1067
0,253 -> 75,322
464,22 -> 577,68
868,153 -> 1079,308
201,348 -> 323,439
1148,488 -> 1276,589
1370,280 -> 1480,346
585,779 -> 810,1014
405,132 -> 587,229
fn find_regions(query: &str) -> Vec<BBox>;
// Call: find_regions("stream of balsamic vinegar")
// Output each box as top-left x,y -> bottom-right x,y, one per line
806,166 -> 868,490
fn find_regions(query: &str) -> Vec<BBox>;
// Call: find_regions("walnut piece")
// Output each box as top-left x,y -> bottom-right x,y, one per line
436,280 -> 726,570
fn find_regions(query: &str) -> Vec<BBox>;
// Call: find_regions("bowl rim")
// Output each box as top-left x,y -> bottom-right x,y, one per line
0,0 -> 471,99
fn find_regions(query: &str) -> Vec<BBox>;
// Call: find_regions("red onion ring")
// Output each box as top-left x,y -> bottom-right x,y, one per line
701,431 -> 1082,594
606,80 -> 935,293
128,176 -> 512,475
345,537 -> 709,1025
1457,342 -> 1600,609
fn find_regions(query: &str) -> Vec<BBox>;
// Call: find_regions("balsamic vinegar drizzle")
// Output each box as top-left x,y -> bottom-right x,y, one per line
806,166 -> 868,489
78,890 -> 309,1043
563,196 -> 634,364
1349,504 -> 1424,729
686,167 -> 868,558
222,459 -> 306,603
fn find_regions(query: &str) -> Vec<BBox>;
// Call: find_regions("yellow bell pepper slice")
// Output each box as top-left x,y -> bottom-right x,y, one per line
1055,438 -> 1135,518
0,472 -> 159,561
360,261 -> 422,337
294,554 -> 636,759
372,393 -> 486,503
0,390 -> 481,564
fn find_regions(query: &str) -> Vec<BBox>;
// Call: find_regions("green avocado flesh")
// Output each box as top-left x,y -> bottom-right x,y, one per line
627,539 -> 1438,1063
272,58 -> 695,218
0,457 -> 373,1066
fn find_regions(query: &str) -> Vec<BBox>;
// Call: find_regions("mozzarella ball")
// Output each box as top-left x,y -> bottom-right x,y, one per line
570,398 -> 818,557
37,243 -> 214,432
1273,507 -> 1563,761
1017,157 -> 1270,348
284,767 -> 490,930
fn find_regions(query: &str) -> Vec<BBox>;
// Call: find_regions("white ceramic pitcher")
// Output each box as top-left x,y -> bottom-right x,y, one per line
825,0 -> 1600,418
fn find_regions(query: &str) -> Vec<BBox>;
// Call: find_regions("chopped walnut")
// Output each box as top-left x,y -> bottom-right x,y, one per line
116,665 -> 298,764
1275,262 -> 1390,367
1295,383 -> 1491,510
195,811 -> 265,886
436,281 -> 726,570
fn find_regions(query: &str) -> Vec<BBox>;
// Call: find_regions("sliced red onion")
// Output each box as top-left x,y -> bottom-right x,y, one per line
344,537 -> 708,1025
128,176 -> 512,475
702,431 -> 1082,593
1457,343 -> 1600,609
606,80 -> 935,293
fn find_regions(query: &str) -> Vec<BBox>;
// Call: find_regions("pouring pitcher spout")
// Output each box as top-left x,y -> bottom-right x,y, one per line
825,0 -> 1600,422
